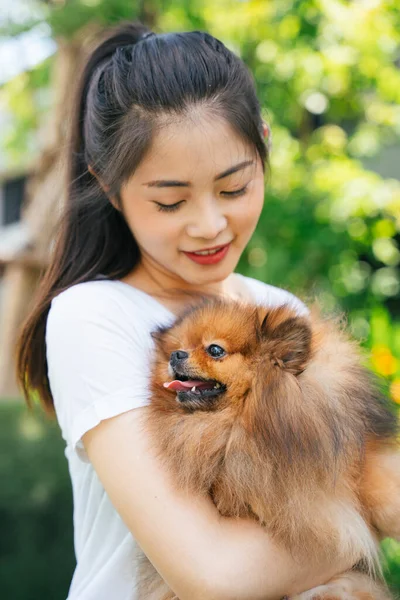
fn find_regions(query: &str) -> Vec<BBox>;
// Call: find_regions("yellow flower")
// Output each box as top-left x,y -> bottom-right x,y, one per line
371,345 -> 398,376
390,379 -> 400,405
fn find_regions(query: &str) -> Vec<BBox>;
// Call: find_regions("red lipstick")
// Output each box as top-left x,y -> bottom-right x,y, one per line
183,243 -> 231,265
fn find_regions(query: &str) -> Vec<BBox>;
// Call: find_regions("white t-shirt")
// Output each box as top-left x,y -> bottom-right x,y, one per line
45,274 -> 307,600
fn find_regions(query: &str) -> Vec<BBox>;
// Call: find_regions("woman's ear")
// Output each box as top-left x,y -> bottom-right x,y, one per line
88,164 -> 120,211
262,121 -> 270,139
88,164 -> 110,192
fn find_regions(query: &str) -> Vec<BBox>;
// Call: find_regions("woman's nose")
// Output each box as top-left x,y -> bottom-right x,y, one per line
186,200 -> 227,239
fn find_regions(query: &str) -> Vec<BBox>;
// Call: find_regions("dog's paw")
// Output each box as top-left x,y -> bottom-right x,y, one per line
290,582 -> 357,600
291,584 -> 371,600
290,572 -> 391,600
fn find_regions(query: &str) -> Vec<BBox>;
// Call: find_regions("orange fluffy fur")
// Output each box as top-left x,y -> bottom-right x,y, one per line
135,299 -> 400,600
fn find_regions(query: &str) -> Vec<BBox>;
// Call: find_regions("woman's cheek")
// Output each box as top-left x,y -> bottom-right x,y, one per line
239,191 -> 264,228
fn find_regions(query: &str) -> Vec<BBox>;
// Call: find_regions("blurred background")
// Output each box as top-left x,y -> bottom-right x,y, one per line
0,0 -> 399,598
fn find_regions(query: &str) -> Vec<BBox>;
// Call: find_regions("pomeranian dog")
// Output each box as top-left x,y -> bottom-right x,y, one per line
135,297 -> 400,600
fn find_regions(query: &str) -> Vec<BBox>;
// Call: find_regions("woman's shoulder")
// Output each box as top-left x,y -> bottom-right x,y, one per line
46,279 -> 158,458
51,278 -> 136,309
47,279 -> 173,344
236,273 -> 309,316
49,278 -> 162,321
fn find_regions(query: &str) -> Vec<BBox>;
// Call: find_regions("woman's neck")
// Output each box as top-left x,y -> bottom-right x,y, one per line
120,266 -> 252,315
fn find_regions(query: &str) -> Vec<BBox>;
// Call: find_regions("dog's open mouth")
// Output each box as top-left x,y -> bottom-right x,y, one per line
163,373 -> 226,399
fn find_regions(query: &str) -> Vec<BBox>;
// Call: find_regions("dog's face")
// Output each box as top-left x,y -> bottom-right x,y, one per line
151,299 -> 312,412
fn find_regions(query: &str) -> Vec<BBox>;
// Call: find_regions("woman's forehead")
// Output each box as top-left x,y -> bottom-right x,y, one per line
133,115 -> 257,183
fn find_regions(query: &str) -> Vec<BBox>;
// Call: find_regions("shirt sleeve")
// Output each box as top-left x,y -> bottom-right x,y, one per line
252,280 -> 310,317
276,288 -> 310,317
45,283 -> 153,462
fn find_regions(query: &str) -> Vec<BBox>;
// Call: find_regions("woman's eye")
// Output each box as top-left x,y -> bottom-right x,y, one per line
221,185 -> 248,198
155,201 -> 184,213
206,344 -> 226,358
154,185 -> 248,213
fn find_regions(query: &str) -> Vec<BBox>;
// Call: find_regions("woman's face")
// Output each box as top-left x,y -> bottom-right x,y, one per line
118,113 -> 265,291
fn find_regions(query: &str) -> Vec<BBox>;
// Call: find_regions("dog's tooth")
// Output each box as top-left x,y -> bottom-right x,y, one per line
191,386 -> 196,392
215,383 -> 221,389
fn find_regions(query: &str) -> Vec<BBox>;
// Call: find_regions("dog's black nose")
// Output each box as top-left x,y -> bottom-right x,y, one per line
170,350 -> 189,363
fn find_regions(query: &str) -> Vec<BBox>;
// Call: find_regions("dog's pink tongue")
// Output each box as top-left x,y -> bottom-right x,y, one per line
163,380 -> 213,392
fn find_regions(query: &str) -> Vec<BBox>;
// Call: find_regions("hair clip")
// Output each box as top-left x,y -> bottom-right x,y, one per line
262,121 -> 273,152
140,31 -> 156,41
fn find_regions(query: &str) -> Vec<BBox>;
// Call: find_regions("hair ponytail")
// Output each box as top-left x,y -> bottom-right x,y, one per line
16,20 -> 268,413
16,22 -> 150,412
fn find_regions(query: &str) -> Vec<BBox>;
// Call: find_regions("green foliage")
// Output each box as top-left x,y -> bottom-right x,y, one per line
0,401 -> 74,600
179,0 -> 400,394
382,538 -> 400,593
3,0 -> 398,368
0,57 -> 52,168
46,0 -> 143,39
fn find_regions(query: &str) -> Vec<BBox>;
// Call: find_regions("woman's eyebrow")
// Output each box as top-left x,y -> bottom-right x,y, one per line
142,159 -> 254,188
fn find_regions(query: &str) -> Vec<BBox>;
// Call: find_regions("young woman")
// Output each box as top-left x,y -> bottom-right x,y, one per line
17,21 -> 355,600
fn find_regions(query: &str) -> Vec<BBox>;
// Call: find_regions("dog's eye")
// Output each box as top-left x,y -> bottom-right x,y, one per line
206,344 -> 226,358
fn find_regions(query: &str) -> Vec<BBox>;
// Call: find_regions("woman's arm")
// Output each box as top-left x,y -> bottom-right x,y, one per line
83,406 -> 357,600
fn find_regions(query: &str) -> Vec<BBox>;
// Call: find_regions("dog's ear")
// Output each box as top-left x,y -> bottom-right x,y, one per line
257,306 -> 312,375
150,325 -> 175,356
151,325 -> 184,360
150,326 -> 169,344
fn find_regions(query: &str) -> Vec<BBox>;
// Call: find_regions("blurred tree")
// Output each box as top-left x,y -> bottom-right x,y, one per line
159,0 -> 400,394
0,1 -> 399,386
0,2 -> 152,395
1,0 -> 399,395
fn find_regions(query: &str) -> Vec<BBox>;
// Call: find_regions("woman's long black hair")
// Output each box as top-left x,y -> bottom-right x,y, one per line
16,20 -> 268,412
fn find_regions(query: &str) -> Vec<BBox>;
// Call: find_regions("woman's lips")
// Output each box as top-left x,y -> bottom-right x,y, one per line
182,243 -> 231,265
